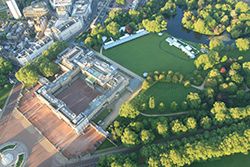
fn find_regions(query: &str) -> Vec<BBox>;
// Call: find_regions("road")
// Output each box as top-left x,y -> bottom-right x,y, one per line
65,146 -> 139,167
0,82 -> 22,118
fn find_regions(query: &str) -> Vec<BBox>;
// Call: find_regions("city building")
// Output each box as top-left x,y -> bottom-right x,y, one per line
49,0 -> 72,8
16,36 -> 54,66
52,18 -> 83,40
49,0 -> 72,17
71,0 -> 92,20
36,46 -> 131,133
0,0 -> 7,11
6,0 -> 22,19
6,22 -> 26,40
23,1 -> 50,18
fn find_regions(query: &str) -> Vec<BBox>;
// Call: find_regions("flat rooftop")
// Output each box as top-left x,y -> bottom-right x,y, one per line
54,78 -> 100,116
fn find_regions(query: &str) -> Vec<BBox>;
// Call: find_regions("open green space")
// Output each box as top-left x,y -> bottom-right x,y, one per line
0,84 -> 12,109
191,153 -> 250,167
103,33 -> 195,76
92,109 -> 112,124
97,140 -> 115,151
143,82 -> 196,110
16,153 -> 24,167
0,144 -> 16,153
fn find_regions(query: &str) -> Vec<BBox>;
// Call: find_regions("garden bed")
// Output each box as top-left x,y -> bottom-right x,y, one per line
0,144 -> 16,153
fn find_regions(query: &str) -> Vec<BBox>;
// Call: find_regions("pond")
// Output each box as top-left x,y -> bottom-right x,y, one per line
166,7 -> 234,45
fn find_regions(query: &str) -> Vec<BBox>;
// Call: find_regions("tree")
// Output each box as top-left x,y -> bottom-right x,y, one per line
142,16 -> 167,33
148,157 -> 160,167
210,102 -> 229,122
123,158 -> 137,167
186,92 -> 201,109
235,38 -> 250,51
170,101 -> 178,111
194,52 -> 220,70
15,65 -> 39,87
235,1 -> 249,13
149,96 -> 155,109
186,117 -> 197,130
140,130 -> 155,144
142,80 -> 150,90
160,1 -> 177,17
121,128 -> 140,146
116,0 -> 125,5
109,120 -> 124,140
209,38 -> 224,51
119,102 -> 140,118
84,36 -> 95,47
107,22 -> 120,37
159,102 -> 165,112
200,116 -> 212,129
156,121 -> 168,137
38,59 -> 59,78
171,119 -> 187,133
0,74 -> 7,86
0,57 -> 12,74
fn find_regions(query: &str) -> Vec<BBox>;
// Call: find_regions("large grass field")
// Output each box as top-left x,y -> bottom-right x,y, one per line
191,153 -> 250,167
0,84 -> 12,109
143,82 -> 196,109
103,33 -> 195,76
104,33 -> 197,113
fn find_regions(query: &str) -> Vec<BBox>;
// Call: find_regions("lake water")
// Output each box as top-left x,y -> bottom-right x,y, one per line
166,7 -> 234,45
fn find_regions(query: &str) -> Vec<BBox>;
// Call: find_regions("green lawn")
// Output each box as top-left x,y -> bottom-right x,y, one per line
191,153 -> 250,167
143,82 -> 196,108
97,139 -> 115,151
103,33 -> 195,76
92,109 -> 112,124
16,154 -> 24,167
0,144 -> 16,153
0,84 -> 12,109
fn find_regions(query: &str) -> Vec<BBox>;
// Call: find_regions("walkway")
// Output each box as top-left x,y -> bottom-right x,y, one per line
191,81 -> 205,91
65,146 -> 139,167
0,83 -> 22,119
140,111 -> 188,117
101,91 -> 131,129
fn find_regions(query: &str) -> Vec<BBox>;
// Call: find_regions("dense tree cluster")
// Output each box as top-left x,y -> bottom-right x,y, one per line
84,0 -> 176,48
98,153 -> 138,167
0,57 -> 13,86
235,38 -> 250,51
211,102 -> 250,122
141,122 -> 250,167
182,1 -> 250,38
15,42 -> 66,87
15,64 -> 39,87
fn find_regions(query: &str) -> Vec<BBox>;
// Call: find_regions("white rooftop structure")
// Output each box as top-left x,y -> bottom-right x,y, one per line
6,0 -> 22,19
52,18 -> 83,40
166,37 -> 199,59
103,29 -> 149,50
